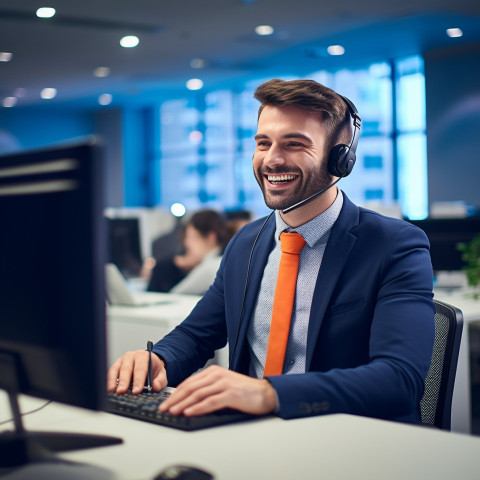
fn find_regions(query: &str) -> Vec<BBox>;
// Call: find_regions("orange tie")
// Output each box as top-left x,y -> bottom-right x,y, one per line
263,232 -> 306,376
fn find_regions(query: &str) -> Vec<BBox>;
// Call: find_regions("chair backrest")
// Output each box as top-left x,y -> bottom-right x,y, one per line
420,299 -> 463,430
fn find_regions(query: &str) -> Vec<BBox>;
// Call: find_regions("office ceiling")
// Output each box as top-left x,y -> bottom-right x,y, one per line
1,0 -> 480,108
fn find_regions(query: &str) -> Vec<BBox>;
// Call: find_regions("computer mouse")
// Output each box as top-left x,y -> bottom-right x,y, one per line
153,464 -> 214,480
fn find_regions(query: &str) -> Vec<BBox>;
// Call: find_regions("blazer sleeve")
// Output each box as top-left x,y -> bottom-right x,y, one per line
267,221 -> 435,422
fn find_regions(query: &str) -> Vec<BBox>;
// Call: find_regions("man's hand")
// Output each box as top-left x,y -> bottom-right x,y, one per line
107,350 -> 167,394
159,365 -> 278,416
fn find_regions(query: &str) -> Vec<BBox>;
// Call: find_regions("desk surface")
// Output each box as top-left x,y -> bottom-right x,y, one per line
1,392 -> 480,480
107,292 -> 202,323
434,287 -> 480,323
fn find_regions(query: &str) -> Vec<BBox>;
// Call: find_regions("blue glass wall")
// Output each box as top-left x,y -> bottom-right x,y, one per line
156,56 -> 427,218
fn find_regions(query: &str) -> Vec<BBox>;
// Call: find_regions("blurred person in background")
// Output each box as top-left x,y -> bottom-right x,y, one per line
147,209 -> 229,295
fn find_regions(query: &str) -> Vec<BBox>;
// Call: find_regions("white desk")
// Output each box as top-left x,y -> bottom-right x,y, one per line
1,392 -> 480,480
433,288 -> 480,435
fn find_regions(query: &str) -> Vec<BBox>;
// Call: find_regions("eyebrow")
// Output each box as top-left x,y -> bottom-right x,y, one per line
254,132 -> 313,143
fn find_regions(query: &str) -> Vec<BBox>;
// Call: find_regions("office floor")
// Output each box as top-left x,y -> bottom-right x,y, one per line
470,320 -> 480,435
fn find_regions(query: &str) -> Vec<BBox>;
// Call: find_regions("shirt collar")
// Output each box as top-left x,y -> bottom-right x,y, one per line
274,189 -> 344,248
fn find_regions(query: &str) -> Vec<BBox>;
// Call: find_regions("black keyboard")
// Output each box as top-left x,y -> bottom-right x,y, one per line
106,390 -> 259,431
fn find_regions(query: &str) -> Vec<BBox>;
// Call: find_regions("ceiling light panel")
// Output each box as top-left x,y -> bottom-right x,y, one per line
40,88 -> 57,99
36,7 -> 56,19
0,52 -> 13,62
255,25 -> 274,36
446,28 -> 463,38
120,35 -> 140,48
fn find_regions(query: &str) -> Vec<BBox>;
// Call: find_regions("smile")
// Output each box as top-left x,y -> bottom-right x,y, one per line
266,174 -> 298,184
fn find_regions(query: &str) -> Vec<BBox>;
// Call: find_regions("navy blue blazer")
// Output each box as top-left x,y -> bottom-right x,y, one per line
153,193 -> 435,423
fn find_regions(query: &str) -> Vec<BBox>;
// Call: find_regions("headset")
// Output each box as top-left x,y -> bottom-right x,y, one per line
229,94 -> 362,367
327,95 -> 362,178
282,95 -> 362,214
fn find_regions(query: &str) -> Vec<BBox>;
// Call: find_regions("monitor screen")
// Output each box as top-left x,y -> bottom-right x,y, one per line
107,217 -> 143,278
0,138 -> 121,465
407,217 -> 480,272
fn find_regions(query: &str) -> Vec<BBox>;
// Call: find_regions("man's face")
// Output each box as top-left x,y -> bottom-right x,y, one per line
253,105 -> 333,211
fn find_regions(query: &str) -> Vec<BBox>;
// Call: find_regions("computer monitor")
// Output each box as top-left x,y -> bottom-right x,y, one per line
106,217 -> 143,277
407,217 -> 480,272
0,138 -> 121,467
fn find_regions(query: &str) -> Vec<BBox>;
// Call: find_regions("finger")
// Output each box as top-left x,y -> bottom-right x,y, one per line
151,355 -> 168,391
172,365 -> 222,396
106,360 -> 121,392
114,354 -> 134,394
116,350 -> 148,394
183,391 -> 230,417
163,375 -> 227,415
130,352 -> 150,394
159,371 -> 210,411
153,375 -> 167,392
160,365 -> 228,412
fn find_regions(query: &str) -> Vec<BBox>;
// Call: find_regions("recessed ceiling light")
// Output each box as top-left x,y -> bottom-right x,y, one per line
446,28 -> 463,38
255,25 -> 274,36
327,45 -> 345,56
120,36 -> 140,48
2,97 -> 17,108
0,52 -> 13,62
190,58 -> 207,69
186,78 -> 204,91
36,7 -> 56,19
94,67 -> 111,78
40,88 -> 57,100
98,94 -> 113,106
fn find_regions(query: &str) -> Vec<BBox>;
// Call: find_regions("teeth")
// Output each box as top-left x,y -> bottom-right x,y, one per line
267,174 -> 296,183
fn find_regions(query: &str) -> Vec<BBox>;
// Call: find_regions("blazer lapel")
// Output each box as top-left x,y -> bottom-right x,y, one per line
305,196 -> 360,369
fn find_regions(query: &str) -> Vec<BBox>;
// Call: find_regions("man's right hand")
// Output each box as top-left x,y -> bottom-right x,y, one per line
107,350 -> 168,395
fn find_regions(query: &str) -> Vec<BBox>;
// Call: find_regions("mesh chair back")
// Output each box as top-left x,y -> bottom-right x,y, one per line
420,299 -> 463,430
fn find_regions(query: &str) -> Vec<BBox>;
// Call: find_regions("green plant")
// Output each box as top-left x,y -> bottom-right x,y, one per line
457,233 -> 480,298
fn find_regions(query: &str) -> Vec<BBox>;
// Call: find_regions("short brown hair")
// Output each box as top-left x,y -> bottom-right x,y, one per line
254,78 -> 352,149
188,209 -> 229,251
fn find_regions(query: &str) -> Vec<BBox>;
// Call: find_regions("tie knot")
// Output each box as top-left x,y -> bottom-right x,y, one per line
280,232 -> 306,255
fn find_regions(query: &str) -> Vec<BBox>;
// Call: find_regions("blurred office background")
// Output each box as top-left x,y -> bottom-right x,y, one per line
2,0 -> 480,435
1,0 -> 479,222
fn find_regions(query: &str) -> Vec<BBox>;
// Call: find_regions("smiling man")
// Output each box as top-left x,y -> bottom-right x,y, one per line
108,78 -> 435,424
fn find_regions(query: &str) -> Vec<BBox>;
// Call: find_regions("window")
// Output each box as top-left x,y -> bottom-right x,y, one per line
155,56 -> 427,219
395,56 -> 428,219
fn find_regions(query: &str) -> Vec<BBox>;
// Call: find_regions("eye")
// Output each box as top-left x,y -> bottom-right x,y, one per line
286,141 -> 304,148
256,140 -> 270,148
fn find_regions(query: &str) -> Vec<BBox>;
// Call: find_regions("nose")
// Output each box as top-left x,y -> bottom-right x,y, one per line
261,143 -> 286,169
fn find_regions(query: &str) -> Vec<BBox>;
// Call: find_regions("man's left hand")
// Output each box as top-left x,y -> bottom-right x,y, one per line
159,365 -> 278,416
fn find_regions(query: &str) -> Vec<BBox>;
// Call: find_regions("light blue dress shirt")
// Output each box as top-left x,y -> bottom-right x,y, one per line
248,190 -> 344,378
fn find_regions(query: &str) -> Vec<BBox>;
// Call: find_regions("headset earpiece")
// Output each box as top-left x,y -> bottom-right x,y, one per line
327,95 -> 361,178
328,144 -> 356,177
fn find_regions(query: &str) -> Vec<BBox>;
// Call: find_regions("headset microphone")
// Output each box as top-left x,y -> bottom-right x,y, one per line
282,95 -> 361,215
281,177 -> 341,214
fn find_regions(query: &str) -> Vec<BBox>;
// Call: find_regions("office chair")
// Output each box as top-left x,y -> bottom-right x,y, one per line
420,299 -> 463,430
